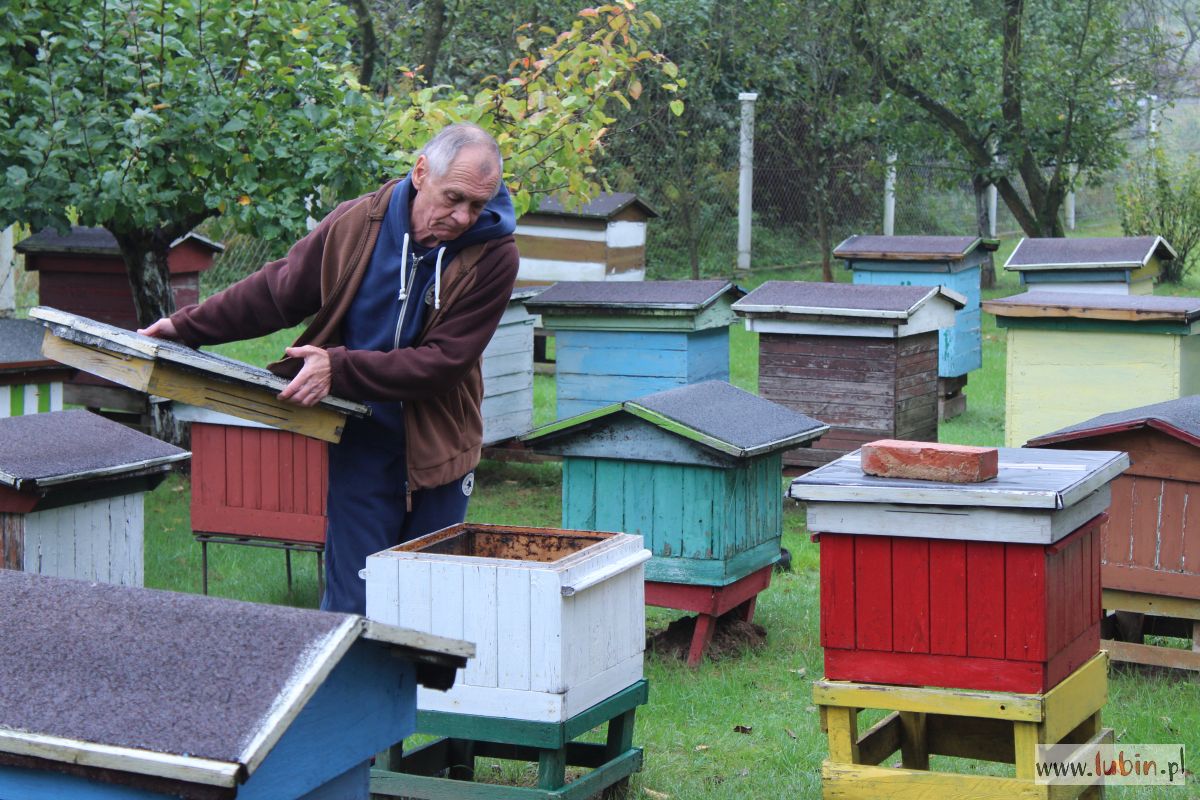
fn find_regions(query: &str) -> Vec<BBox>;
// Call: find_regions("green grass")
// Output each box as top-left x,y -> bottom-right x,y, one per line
139,224 -> 1200,798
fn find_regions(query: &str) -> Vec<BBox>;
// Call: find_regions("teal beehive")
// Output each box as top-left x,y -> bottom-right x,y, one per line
522,381 -> 828,586
836,235 -> 989,420
524,280 -> 744,419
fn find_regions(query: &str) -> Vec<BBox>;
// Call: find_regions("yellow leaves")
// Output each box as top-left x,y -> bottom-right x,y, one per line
151,103 -> 170,111
516,34 -> 533,51
662,61 -> 678,79
237,195 -> 251,206
290,27 -> 308,40
670,99 -> 684,116
644,10 -> 662,28
579,7 -> 599,17
628,78 -> 643,100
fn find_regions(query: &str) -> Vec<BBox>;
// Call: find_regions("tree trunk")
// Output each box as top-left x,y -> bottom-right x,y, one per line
973,175 -> 996,289
113,229 -> 185,446
346,0 -> 379,89
420,0 -> 450,84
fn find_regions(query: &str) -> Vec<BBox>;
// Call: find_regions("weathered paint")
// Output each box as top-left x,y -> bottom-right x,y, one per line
0,383 -> 61,418
554,328 -> 729,419
365,529 -> 646,723
562,453 -> 783,585
481,299 -> 535,444
16,493 -> 144,586
851,266 -> 982,378
1004,328 -> 1194,446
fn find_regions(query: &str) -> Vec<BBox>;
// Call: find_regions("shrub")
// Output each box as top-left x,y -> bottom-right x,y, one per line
1116,146 -> 1200,283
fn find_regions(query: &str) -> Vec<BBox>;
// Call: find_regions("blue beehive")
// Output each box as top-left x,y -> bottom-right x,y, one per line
525,280 -> 745,419
835,235 -> 989,419
0,571 -> 469,800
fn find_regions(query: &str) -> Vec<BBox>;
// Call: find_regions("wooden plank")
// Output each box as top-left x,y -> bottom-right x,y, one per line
814,678 -> 1045,721
856,712 -> 902,766
1006,542 -> 1047,662
241,427 -> 261,513
561,458 -> 597,531
1102,638 -> 1200,671
1104,474 -> 1135,566
821,761 -> 1048,800
929,539 -> 967,656
1130,476 -> 1163,569
820,534 -> 857,650
823,647 -> 1048,694
650,463 -> 685,562
825,707 -> 860,763
855,536 -> 892,651
1158,479 -> 1188,572
528,568 -> 564,694
1042,652 -> 1107,744
1102,588 -> 1200,620
462,562 -> 499,688
496,567 -> 532,692
925,714 -> 1015,763
1104,561 -> 1200,600
966,542 -> 1005,659
891,538 -> 930,654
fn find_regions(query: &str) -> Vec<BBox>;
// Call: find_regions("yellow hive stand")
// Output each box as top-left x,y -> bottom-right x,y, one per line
813,652 -> 1111,799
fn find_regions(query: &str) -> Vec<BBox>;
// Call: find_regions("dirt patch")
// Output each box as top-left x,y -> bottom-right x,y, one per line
646,611 -> 768,662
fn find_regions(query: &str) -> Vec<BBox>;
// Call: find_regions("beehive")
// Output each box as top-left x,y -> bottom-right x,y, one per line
525,280 -> 744,419
733,282 -> 963,468
481,286 -> 538,444
514,193 -> 657,284
790,445 -> 1128,693
365,523 -> 649,723
1028,396 -> 1200,670
983,290 -> 1200,446
836,234 -> 988,419
0,318 -> 72,417
1004,235 -> 1176,295
0,409 -> 188,586
0,570 -> 469,800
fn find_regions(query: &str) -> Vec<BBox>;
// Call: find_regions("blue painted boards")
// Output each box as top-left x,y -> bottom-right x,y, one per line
555,328 -> 728,419
851,266 -> 981,378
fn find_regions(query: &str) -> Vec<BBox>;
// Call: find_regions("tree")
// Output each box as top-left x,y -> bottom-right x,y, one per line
848,0 -> 1162,237
2,0 -> 678,327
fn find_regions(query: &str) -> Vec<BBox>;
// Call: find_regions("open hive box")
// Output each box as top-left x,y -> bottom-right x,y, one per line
365,523 -> 650,723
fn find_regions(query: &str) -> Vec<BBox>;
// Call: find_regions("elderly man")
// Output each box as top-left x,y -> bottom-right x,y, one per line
140,123 -> 519,613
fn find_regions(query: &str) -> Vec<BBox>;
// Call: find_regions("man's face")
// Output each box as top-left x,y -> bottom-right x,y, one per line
409,148 -> 499,246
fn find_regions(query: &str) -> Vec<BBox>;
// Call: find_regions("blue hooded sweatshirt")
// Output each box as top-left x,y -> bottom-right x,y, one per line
341,174 -> 516,443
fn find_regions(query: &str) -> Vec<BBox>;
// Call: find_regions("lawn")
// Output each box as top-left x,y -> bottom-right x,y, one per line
139,221 -> 1200,799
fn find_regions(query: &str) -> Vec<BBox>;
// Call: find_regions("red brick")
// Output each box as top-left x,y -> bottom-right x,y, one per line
860,439 -> 999,483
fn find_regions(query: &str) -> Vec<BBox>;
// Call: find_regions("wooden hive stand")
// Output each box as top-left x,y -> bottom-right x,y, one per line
371,679 -> 648,800
813,653 -> 1111,800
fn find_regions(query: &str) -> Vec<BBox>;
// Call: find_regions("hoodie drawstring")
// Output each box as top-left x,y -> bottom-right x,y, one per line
398,233 -> 410,301
434,247 -> 445,310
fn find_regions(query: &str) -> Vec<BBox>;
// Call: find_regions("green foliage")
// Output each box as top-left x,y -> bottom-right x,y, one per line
1116,145 -> 1200,283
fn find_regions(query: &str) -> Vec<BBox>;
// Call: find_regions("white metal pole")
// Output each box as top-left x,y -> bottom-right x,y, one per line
883,152 -> 896,236
1066,189 -> 1076,231
737,92 -> 758,270
0,225 -> 14,316
987,184 -> 998,238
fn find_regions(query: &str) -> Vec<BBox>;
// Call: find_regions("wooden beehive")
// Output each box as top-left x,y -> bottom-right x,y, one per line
0,570 -> 469,800
1004,235 -> 1176,295
481,286 -> 538,444
15,226 -> 222,414
836,235 -> 989,420
0,318 -> 73,417
0,409 -> 189,585
515,193 -> 657,284
789,446 -> 1128,693
733,282 -> 963,469
31,306 -> 369,443
523,380 -> 828,586
525,280 -> 744,419
983,291 -> 1200,447
1028,396 -> 1200,670
365,523 -> 649,723
176,405 -> 328,546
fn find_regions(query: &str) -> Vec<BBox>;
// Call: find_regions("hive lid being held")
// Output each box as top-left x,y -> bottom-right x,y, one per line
0,409 -> 188,491
834,234 -> 983,262
1004,236 -> 1176,272
30,307 -> 368,441
1026,394 -> 1200,448
0,571 -> 470,792
789,446 -> 1128,510
983,291 -> 1200,324
523,380 -> 828,460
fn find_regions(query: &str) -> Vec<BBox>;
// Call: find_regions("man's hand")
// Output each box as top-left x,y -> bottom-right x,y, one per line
137,318 -> 180,339
279,345 -> 332,407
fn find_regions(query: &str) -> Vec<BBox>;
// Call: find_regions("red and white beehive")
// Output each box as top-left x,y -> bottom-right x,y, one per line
789,440 -> 1128,693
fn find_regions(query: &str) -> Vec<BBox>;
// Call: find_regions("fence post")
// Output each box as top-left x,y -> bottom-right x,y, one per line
883,152 -> 896,236
737,92 -> 758,270
0,225 -> 14,317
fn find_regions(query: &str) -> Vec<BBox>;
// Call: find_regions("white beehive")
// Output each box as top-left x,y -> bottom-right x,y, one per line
481,288 -> 538,445
365,524 -> 649,723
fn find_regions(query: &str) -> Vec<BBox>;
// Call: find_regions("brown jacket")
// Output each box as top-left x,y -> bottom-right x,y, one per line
170,179 -> 520,491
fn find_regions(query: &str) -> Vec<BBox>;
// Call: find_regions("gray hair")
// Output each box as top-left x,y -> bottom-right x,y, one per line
420,123 -> 504,197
